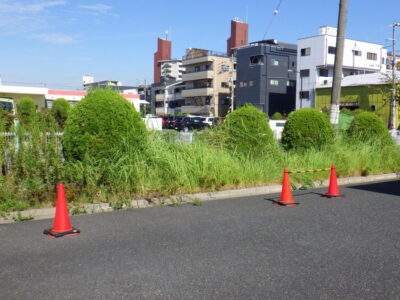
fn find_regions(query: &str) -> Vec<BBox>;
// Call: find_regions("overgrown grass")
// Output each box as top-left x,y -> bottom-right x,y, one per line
0,125 -> 399,213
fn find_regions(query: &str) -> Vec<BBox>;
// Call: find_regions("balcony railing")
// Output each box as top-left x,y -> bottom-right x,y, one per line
183,50 -> 227,61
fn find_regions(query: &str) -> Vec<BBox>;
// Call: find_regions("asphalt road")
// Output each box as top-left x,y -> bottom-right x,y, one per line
1,180 -> 400,299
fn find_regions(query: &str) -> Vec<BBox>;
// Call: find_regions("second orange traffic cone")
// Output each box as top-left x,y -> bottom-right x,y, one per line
43,183 -> 80,238
325,164 -> 342,198
274,168 -> 299,206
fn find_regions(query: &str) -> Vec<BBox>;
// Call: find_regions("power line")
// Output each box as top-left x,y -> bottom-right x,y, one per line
262,0 -> 284,40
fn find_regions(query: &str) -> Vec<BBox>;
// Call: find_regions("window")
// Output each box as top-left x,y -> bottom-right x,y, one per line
300,69 -> 310,77
301,48 -> 311,56
286,80 -> 295,87
299,91 -> 310,99
271,59 -> 279,66
221,82 -> 229,88
205,97 -> 211,105
319,68 -> 329,77
270,79 -> 279,86
382,57 -> 385,64
367,52 -> 377,60
353,50 -> 362,56
194,66 -> 200,72
249,81 -> 255,87
249,55 -> 264,65
328,46 -> 336,54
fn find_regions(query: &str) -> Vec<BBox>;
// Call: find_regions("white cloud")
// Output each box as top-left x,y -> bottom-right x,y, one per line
0,1 -> 66,14
77,3 -> 112,15
33,33 -> 75,44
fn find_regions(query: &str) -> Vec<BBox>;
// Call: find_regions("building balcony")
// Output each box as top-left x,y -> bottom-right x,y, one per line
155,94 -> 166,101
180,105 -> 211,115
182,88 -> 213,98
182,70 -> 213,81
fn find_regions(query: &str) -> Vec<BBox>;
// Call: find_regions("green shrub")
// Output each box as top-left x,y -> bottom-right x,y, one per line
281,108 -> 335,150
347,111 -> 393,145
50,98 -> 71,129
16,97 -> 36,127
62,89 -> 147,161
219,104 -> 279,157
270,112 -> 282,120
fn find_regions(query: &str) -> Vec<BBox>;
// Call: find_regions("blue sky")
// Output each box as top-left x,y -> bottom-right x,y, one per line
0,0 -> 399,90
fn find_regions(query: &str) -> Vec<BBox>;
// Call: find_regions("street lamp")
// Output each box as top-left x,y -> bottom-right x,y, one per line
389,22 -> 400,129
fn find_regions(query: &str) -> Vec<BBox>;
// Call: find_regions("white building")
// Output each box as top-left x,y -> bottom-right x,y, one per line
159,59 -> 185,82
296,26 -> 387,109
154,81 -> 185,115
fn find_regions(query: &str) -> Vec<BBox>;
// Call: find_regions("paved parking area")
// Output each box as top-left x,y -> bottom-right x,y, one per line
1,180 -> 399,299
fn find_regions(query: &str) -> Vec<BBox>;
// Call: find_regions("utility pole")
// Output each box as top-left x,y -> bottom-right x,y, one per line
389,23 -> 400,129
329,0 -> 348,129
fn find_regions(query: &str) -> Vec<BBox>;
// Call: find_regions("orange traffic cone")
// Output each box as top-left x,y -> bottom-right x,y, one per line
44,183 -> 80,238
325,164 -> 342,198
274,168 -> 299,206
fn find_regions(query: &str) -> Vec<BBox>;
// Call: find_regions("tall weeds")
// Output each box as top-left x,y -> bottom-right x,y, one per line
0,124 -> 399,212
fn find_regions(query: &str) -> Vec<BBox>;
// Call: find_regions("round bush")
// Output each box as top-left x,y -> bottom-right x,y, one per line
281,108 -> 334,150
347,111 -> 392,145
62,89 -> 147,161
50,98 -> 71,129
270,112 -> 282,120
16,97 -> 36,126
221,104 -> 278,157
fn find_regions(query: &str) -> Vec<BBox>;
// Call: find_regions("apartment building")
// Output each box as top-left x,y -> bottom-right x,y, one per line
235,39 -> 297,116
297,26 -> 387,109
160,59 -> 185,82
181,48 -> 235,117
154,38 -> 172,84
153,80 -> 185,116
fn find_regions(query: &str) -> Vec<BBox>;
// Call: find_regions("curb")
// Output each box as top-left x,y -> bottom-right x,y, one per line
1,172 -> 399,224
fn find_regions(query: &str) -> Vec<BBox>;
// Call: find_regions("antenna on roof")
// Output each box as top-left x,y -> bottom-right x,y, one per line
165,30 -> 169,40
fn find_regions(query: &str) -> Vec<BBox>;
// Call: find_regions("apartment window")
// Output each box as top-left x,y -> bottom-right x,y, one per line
286,80 -> 295,87
249,81 -> 255,87
300,48 -> 311,56
194,66 -> 201,72
367,52 -> 377,60
328,46 -> 336,54
353,50 -> 362,56
270,79 -> 279,86
299,91 -> 310,99
249,55 -> 264,65
271,59 -> 279,66
300,69 -> 310,77
205,97 -> 211,105
243,81 -> 248,87
221,82 -> 229,88
319,68 -> 329,77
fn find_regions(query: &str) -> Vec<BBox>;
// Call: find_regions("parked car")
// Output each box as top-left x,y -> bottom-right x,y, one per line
182,117 -> 209,131
200,117 -> 218,127
162,116 -> 169,129
173,116 -> 185,130
166,116 -> 176,129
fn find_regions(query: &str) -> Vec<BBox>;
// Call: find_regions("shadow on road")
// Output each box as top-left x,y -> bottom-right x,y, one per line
348,180 -> 400,197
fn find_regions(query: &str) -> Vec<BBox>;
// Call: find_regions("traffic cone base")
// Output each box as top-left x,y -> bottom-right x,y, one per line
44,228 -> 80,238
274,168 -> 299,207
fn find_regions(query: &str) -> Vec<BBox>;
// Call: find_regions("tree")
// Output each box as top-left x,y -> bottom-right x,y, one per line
50,98 -> 71,130
16,97 -> 37,128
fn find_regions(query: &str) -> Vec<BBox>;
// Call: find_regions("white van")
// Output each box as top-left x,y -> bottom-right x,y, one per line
268,120 -> 286,140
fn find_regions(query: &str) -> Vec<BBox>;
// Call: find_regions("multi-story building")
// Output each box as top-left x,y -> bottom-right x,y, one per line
227,18 -> 248,56
181,48 -> 236,117
82,76 -> 138,94
153,80 -> 185,116
296,26 -> 387,109
235,39 -> 297,116
154,38 -> 171,84
160,59 -> 185,82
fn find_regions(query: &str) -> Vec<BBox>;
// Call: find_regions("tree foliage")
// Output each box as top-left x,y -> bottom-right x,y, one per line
50,98 -> 71,130
62,89 -> 147,161
281,108 -> 334,150
16,97 -> 36,127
